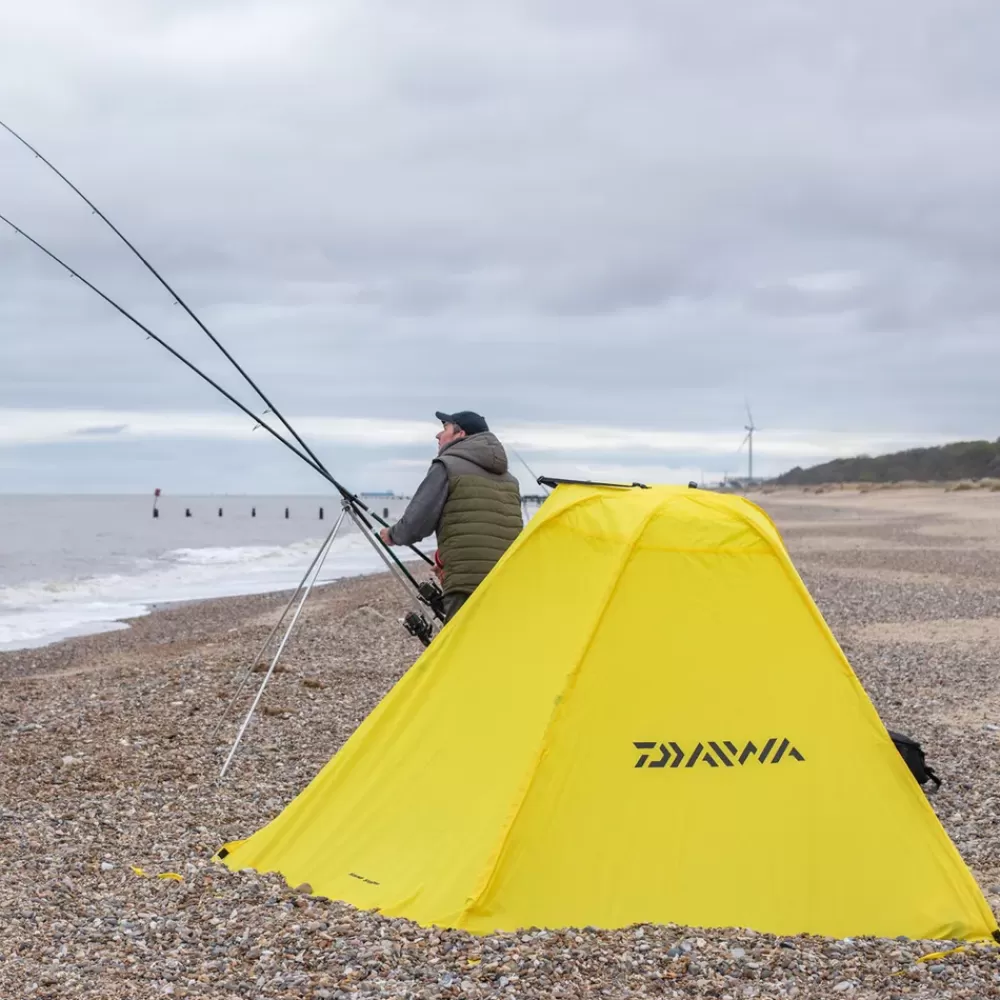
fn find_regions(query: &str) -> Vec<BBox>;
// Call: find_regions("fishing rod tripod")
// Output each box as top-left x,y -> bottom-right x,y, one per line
217,509 -> 347,779
0,120 -> 446,632
211,498 -> 444,777
0,120 -> 457,776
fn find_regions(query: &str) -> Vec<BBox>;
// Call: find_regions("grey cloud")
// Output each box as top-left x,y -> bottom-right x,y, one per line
3,0 -> 1000,491
74,424 -> 128,437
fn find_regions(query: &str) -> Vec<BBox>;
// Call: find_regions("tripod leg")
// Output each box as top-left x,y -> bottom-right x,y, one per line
218,508 -> 346,779
209,522 -> 341,741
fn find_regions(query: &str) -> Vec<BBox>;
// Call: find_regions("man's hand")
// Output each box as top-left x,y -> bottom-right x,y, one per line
379,526 -> 394,546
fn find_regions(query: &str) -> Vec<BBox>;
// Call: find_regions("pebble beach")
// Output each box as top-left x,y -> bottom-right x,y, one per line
3,487 -> 1000,999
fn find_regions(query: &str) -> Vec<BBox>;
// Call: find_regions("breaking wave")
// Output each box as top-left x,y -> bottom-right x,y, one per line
0,534 -> 392,651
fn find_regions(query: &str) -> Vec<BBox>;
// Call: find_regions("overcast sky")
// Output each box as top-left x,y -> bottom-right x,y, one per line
2,0 -> 998,493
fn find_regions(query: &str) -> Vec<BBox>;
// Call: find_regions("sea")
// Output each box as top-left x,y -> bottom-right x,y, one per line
0,494 -> 422,651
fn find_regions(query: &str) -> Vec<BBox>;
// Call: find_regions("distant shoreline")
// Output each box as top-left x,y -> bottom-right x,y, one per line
749,479 -> 1000,495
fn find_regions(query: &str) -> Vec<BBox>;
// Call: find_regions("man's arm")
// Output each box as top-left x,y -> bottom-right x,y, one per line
384,462 -> 449,546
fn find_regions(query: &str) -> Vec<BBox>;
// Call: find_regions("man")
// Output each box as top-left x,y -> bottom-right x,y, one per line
380,410 -> 523,621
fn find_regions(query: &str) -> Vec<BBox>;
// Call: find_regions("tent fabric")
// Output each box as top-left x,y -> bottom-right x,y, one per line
217,484 -> 998,941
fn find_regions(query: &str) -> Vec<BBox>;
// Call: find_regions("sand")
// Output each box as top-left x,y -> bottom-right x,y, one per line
3,488 -> 1000,998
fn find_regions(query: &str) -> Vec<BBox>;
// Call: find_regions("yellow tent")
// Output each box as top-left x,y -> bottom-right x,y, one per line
217,483 -> 998,941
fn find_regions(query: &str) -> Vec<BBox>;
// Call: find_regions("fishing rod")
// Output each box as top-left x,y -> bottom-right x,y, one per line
2,124 -> 337,498
0,212 -> 444,635
0,214 -> 326,473
511,447 -> 550,494
0,120 -> 434,570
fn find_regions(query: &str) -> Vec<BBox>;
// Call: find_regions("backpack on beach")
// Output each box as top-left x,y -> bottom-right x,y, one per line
888,730 -> 941,791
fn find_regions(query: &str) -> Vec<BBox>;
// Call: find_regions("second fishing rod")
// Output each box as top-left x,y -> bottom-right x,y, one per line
0,120 -> 447,633
0,119 -> 435,577
0,211 -> 445,637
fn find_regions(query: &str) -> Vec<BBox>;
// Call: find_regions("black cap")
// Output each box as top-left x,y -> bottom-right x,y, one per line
435,410 -> 489,435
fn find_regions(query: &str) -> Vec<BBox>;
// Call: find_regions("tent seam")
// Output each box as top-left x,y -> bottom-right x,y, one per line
455,495 -> 673,925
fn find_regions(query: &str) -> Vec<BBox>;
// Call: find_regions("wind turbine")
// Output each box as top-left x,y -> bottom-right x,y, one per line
738,401 -> 757,485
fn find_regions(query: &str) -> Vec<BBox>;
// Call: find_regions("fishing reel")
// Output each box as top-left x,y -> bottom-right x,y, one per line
403,611 -> 435,646
402,579 -> 446,647
417,579 -> 446,620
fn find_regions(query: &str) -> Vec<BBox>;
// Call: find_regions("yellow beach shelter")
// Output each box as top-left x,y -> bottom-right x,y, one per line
218,482 -> 998,941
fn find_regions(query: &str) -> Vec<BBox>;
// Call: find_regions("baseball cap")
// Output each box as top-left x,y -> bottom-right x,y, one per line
435,410 -> 489,435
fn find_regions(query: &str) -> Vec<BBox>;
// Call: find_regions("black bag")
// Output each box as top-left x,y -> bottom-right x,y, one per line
888,729 -> 941,790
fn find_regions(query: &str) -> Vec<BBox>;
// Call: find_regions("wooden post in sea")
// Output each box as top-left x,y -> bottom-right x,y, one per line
152,487 -> 161,519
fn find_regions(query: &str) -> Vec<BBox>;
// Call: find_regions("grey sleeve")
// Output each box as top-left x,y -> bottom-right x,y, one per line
389,462 -> 449,546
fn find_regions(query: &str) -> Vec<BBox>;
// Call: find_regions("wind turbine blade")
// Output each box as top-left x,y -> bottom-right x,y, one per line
745,398 -> 755,428
737,433 -> 749,453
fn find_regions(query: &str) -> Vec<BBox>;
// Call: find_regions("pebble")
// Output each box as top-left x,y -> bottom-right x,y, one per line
1,496 -> 999,998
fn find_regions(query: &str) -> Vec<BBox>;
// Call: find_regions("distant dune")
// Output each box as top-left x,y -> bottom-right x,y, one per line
774,438 -> 1000,486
